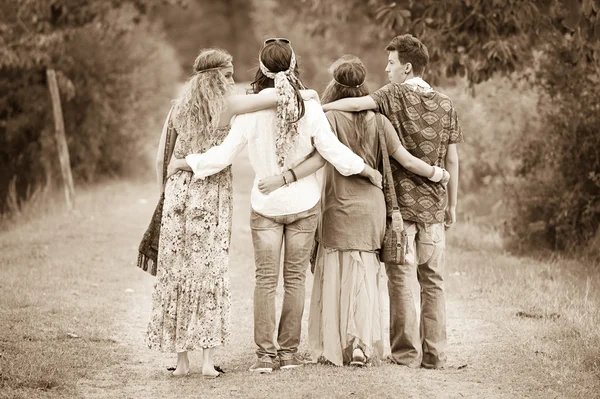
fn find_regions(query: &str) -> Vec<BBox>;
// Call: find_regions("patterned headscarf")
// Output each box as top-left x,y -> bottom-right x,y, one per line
259,50 -> 301,168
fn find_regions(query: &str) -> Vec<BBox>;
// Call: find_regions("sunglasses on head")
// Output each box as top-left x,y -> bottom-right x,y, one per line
264,38 -> 291,44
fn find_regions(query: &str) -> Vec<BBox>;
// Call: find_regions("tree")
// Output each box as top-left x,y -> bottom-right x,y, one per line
0,0 -> 181,213
281,0 -> 599,84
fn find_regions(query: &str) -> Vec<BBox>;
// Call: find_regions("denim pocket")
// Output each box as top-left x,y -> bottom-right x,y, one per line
417,223 -> 445,264
250,210 -> 278,230
292,213 -> 319,232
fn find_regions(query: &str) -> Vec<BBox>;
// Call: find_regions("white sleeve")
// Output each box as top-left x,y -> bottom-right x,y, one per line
310,106 -> 364,176
185,116 -> 249,179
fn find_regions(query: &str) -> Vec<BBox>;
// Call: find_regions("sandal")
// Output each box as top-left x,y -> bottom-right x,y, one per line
350,348 -> 366,367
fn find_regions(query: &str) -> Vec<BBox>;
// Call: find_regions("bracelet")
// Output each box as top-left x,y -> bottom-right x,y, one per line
289,169 -> 298,182
282,172 -> 288,186
428,166 -> 444,182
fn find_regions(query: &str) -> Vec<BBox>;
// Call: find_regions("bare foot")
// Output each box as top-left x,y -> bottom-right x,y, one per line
201,366 -> 219,378
201,348 -> 219,378
172,352 -> 190,376
172,366 -> 189,376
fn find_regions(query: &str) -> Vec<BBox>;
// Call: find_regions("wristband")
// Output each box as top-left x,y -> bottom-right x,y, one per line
289,169 -> 298,182
428,166 -> 444,182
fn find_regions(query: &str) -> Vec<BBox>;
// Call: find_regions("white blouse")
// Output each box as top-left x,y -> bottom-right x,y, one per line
185,89 -> 365,217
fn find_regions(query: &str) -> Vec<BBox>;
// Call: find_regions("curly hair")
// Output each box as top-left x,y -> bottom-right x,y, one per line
171,48 -> 233,150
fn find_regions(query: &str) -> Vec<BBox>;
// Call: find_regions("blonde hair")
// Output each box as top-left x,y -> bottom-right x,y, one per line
171,48 -> 233,149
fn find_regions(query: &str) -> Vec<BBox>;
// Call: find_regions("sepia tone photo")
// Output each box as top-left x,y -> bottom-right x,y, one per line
1,1 -> 599,398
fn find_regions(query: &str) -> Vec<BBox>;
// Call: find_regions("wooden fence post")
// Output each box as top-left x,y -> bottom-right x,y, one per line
46,68 -> 75,209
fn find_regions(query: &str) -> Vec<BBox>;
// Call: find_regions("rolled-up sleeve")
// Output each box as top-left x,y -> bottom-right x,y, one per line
185,116 -> 249,179
310,107 -> 364,176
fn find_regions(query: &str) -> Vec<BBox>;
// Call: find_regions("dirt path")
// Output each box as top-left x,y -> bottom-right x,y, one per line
71,151 -> 576,399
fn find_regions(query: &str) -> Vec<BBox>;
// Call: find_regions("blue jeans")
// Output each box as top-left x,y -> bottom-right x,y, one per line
250,202 -> 321,360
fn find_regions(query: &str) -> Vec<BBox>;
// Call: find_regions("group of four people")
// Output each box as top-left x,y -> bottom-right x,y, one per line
145,34 -> 462,378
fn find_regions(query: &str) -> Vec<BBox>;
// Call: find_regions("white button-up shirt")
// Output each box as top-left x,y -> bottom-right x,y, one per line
186,89 -> 365,217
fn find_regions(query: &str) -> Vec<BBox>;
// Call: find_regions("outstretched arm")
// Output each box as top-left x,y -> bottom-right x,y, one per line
322,95 -> 377,113
167,118 -> 249,179
226,90 -> 320,115
257,151 -> 326,195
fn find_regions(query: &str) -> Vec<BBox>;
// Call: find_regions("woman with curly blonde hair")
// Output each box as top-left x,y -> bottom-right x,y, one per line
169,40 -> 384,373
146,48 -> 314,378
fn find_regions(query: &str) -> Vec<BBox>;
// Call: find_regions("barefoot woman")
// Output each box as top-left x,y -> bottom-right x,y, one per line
146,48 -> 307,377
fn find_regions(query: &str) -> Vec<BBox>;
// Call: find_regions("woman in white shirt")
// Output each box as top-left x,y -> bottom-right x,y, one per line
168,39 -> 382,373
146,47 -> 319,378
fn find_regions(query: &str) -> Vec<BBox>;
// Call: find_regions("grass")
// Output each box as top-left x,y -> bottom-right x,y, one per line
1,150 -> 599,398
447,222 -> 600,397
0,179 -> 158,399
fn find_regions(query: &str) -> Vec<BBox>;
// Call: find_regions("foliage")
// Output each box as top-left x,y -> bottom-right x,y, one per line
508,42 -> 600,252
445,76 -> 540,211
251,0 -> 392,90
282,0 -> 600,84
0,0 -> 181,213
151,0 -> 260,81
250,0 -> 600,254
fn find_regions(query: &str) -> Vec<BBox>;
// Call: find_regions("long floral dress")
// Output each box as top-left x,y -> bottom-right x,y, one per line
147,121 -> 232,352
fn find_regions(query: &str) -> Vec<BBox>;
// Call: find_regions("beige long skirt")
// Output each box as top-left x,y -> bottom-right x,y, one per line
308,245 -> 386,366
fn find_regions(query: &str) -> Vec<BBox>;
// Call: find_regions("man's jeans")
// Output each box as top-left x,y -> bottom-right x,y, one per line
250,202 -> 320,361
385,220 -> 447,368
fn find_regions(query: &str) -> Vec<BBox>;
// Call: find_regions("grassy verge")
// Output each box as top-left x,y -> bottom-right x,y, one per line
447,222 -> 600,397
0,180 -> 157,399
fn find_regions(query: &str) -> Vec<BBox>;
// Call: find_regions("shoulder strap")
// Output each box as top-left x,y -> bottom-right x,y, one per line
375,114 -> 400,215
162,107 -> 175,186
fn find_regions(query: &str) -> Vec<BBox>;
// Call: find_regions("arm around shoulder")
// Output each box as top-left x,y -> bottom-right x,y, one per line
322,95 -> 377,112
226,93 -> 277,116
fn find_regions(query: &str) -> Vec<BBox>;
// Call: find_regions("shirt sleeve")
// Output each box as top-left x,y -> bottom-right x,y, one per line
448,106 -> 464,144
370,83 -> 402,115
381,116 -> 402,155
185,115 -> 249,179
310,106 -> 364,176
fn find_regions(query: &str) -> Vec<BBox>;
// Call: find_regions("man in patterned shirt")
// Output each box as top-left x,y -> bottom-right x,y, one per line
323,34 -> 463,369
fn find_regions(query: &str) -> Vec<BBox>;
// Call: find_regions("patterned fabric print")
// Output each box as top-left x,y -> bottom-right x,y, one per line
259,53 -> 301,167
371,83 -> 464,224
147,125 -> 232,352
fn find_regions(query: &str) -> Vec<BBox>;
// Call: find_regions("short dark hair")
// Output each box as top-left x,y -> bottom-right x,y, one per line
385,34 -> 429,76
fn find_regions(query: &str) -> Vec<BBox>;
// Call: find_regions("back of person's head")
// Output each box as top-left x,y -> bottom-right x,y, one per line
192,48 -> 232,74
322,55 -> 369,104
385,34 -> 429,76
172,47 -> 233,143
322,55 -> 372,155
251,39 -> 307,167
251,40 -> 303,93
